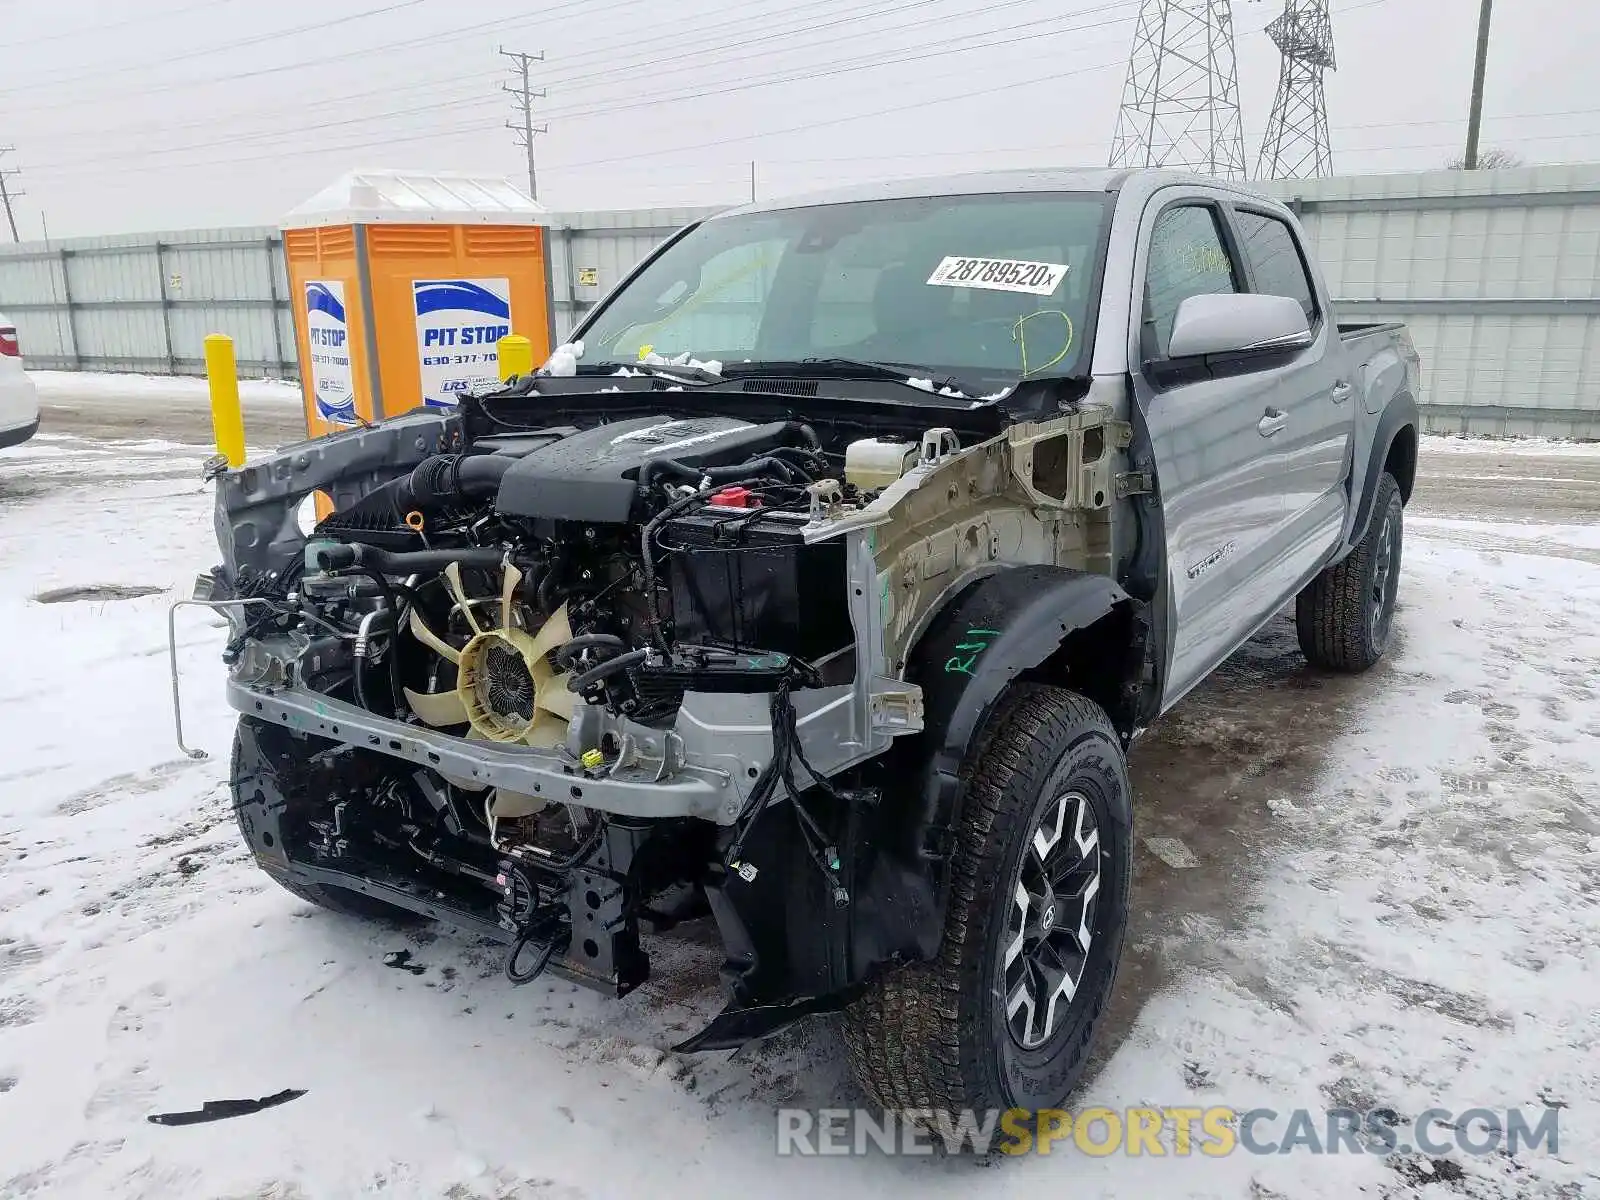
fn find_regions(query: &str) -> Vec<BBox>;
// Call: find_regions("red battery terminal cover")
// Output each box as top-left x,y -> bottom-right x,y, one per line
708,486 -> 760,508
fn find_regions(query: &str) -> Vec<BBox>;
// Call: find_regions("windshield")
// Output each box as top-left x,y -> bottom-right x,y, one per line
578,192 -> 1110,390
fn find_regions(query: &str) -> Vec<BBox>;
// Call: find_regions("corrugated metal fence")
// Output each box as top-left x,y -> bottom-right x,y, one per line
0,210 -> 715,381
4,167 -> 1600,437
1260,165 -> 1600,439
0,227 -> 295,377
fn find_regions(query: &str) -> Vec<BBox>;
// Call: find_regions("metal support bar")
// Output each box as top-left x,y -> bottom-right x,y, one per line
1288,189 -> 1600,213
57,248 -> 81,370
0,298 -> 281,311
1334,297 -> 1600,316
561,225 -> 578,342
168,597 -> 283,761
0,235 -> 289,263
264,238 -> 287,377
155,241 -> 177,375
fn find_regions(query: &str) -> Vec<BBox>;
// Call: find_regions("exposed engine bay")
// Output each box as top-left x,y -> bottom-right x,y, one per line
205,386 -> 1129,1045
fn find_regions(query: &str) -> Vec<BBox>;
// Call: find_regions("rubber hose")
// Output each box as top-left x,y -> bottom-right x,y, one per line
553,634 -> 627,671
782,420 -> 821,449
315,544 -> 505,573
636,457 -> 704,498
565,648 -> 649,693
403,452 -> 515,509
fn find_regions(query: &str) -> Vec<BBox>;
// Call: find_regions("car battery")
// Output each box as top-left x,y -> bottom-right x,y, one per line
661,506 -> 853,663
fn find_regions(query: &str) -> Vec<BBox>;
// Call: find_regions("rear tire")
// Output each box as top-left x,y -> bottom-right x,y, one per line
844,685 -> 1133,1121
1296,471 -> 1404,672
230,720 -> 421,922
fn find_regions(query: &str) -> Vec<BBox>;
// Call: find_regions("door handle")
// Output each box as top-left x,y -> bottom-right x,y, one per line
1330,380 -> 1353,403
1257,408 -> 1288,437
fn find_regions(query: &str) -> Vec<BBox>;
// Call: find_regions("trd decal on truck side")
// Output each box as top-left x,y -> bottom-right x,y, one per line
1186,541 -> 1237,581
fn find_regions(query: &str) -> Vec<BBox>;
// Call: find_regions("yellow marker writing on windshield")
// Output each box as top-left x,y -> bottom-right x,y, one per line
1013,311 -> 1075,377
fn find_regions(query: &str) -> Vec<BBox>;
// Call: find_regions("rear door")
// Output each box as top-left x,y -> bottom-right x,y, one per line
1129,193 -> 1289,708
1226,205 -> 1350,578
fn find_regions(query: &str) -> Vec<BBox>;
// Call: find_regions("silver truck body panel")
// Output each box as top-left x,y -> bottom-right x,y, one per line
206,166 -> 1420,802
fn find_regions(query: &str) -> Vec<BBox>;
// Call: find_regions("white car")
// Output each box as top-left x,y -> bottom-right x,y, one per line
0,311 -> 40,449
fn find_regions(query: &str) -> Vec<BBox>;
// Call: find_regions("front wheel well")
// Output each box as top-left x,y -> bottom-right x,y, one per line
1384,424 -> 1418,504
1022,602 -> 1147,739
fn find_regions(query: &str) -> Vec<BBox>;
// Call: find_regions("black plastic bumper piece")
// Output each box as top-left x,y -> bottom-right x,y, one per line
673,995 -> 844,1052
0,416 -> 39,450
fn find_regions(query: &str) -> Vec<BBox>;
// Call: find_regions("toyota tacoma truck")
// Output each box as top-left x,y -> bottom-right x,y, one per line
196,168 -> 1420,1118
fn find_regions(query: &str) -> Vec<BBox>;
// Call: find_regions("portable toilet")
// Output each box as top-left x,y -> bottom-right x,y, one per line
281,169 -> 554,437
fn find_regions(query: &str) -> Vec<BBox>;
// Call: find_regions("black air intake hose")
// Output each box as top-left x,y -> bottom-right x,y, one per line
401,452 -> 516,510
313,543 -> 506,574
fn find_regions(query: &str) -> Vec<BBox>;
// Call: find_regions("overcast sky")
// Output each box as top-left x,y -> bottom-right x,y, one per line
3,0 -> 1598,238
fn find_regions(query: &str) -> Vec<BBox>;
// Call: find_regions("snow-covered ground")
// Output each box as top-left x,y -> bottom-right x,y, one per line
29,370 -> 302,406
1422,435 -> 1600,459
0,429 -> 1596,1198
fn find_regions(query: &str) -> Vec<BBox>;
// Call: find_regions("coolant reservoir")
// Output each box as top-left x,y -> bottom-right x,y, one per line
844,438 -> 918,492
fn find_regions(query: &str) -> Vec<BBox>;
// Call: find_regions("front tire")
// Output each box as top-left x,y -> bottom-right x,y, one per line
1296,471 -> 1404,672
844,685 -> 1133,1119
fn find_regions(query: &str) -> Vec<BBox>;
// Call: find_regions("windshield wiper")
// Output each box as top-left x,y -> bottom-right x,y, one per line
579,361 -> 721,385
724,357 -> 967,395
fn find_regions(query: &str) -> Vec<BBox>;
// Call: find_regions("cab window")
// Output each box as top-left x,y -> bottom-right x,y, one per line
1234,210 -> 1319,326
1142,204 -> 1241,360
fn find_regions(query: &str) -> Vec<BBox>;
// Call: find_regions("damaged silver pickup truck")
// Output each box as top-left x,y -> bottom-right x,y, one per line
195,168 -> 1420,1117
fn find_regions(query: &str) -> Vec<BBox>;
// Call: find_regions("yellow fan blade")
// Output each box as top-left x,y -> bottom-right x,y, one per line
442,562 -> 482,634
407,606 -> 460,664
536,672 -> 577,721
500,561 -> 523,631
526,602 -> 573,662
403,686 -> 469,727
490,788 -> 545,818
523,710 -> 568,750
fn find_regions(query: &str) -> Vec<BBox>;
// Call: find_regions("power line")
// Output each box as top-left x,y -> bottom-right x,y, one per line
0,148 -> 24,243
29,0 -> 1090,147
27,49 -> 1128,185
528,0 -> 1103,95
25,2 -> 1141,174
0,0 -> 438,98
6,0 -> 254,49
534,3 -> 1139,124
12,9 -> 527,115
501,47 -> 548,203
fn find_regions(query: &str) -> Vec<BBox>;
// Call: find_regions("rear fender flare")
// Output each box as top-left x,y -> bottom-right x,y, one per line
1341,391 -> 1418,553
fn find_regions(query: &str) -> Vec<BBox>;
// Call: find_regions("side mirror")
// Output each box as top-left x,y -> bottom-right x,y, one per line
1166,293 -> 1313,360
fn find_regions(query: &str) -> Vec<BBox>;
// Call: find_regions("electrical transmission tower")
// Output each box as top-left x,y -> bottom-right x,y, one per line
1109,0 -> 1248,180
500,47 -> 547,203
0,148 -> 24,243
1257,0 -> 1336,178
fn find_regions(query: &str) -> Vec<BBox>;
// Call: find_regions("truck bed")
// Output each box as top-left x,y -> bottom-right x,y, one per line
1339,320 -> 1406,343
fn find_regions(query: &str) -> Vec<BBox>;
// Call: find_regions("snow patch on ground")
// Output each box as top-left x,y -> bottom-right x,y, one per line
31,370 -> 301,406
1411,515 -> 1600,551
1423,433 -> 1600,457
0,431 -> 1595,1198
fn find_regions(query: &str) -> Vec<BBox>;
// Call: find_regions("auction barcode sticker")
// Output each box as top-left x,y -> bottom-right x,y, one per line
926,256 -> 1069,296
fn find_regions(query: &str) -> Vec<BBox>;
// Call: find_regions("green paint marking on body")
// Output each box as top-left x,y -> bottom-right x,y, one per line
944,627 -> 1002,675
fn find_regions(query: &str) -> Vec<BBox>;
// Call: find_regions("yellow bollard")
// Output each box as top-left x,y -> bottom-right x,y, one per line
497,333 -> 534,381
204,333 -> 246,468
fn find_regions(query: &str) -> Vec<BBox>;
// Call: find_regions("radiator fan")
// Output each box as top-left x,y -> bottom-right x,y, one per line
402,562 -> 576,749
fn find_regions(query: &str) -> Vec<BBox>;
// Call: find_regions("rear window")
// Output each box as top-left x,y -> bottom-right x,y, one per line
1234,210 -> 1318,325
